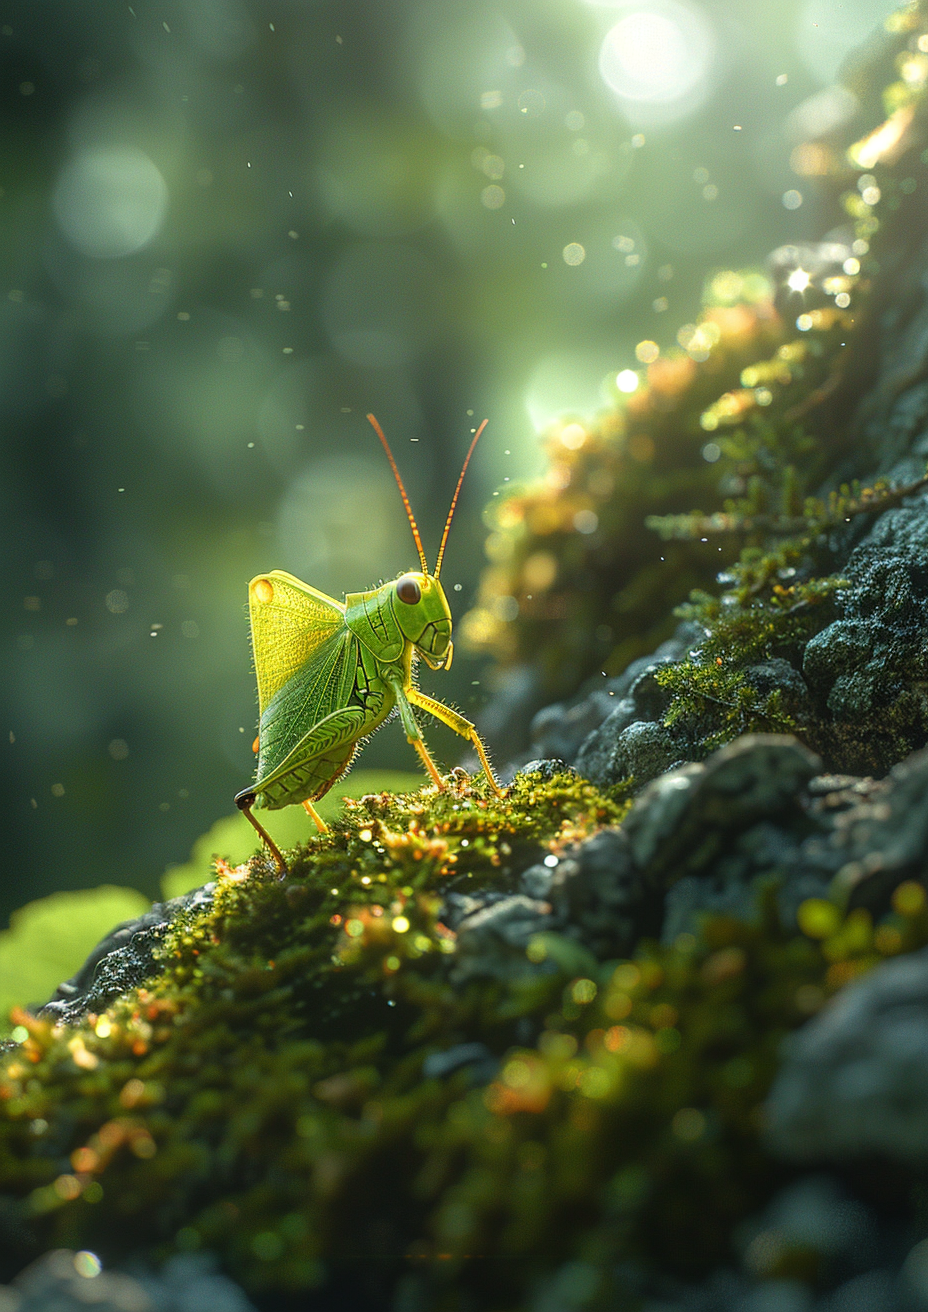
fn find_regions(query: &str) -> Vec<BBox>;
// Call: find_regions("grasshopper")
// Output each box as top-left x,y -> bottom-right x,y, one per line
235,414 -> 501,872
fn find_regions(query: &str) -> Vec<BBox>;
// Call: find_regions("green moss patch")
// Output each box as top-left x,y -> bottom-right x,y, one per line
0,770 -> 923,1304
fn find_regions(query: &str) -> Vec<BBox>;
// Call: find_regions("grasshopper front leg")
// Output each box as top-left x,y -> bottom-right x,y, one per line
389,679 -> 445,789
405,686 -> 502,796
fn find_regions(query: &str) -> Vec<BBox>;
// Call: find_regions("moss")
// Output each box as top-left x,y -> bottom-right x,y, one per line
463,282 -> 788,697
1,768 -> 927,1305
5,8 -> 928,1307
646,463 -> 928,773
0,773 -> 623,1286
465,2 -> 928,745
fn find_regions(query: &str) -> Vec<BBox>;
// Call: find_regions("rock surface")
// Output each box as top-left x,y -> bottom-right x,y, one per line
506,209 -> 928,789
38,884 -> 215,1027
42,738 -> 928,1025
803,506 -> 928,721
766,946 -> 928,1166
635,1171 -> 928,1312
0,1250 -> 256,1312
7,17 -> 928,1312
525,621 -> 705,785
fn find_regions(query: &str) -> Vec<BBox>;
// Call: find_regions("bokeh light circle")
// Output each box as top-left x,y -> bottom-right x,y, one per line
53,146 -> 167,259
599,1 -> 714,117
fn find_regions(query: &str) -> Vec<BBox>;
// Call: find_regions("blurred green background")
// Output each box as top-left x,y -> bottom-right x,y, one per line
0,0 -> 896,921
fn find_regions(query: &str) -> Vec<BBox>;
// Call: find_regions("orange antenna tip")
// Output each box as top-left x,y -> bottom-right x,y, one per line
434,418 -> 488,580
366,413 -> 428,575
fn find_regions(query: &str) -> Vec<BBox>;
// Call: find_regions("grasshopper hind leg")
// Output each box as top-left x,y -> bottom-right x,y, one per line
404,687 -> 502,796
235,790 -> 288,876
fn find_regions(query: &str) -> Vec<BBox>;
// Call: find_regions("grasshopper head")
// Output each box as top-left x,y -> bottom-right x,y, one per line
393,571 -> 453,670
365,412 -> 486,674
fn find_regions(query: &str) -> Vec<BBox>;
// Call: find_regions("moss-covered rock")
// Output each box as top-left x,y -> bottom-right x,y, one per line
476,0 -> 928,782
1,741 -> 927,1308
5,7 -> 928,1311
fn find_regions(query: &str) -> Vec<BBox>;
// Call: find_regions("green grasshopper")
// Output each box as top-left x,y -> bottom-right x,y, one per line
235,414 -> 501,872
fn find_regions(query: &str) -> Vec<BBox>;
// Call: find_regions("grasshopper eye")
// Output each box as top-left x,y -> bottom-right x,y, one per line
396,575 -> 421,605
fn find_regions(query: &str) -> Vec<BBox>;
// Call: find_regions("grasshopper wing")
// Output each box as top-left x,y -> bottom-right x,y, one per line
248,570 -> 345,715
256,625 -> 365,788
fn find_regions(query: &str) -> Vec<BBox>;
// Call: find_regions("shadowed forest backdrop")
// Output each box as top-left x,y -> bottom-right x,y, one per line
0,0 -> 897,918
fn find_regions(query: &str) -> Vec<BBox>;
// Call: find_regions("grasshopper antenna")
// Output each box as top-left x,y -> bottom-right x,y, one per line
366,413 -> 428,575
434,419 -> 488,580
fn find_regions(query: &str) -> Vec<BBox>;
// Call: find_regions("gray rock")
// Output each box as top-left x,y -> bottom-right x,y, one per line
766,947 -> 928,1166
520,861 -> 556,899
802,505 -> 928,755
737,1283 -> 814,1312
517,758 -> 575,782
576,713 -> 689,790
639,1265 -> 907,1312
528,621 -> 705,770
622,736 -> 821,876
535,634 -> 816,800
440,889 -> 512,932
639,1173 -> 891,1312
38,884 -> 216,1027
622,762 -> 705,870
465,736 -> 928,981
37,735 -> 928,1030
618,720 -> 688,786
421,1042 -> 496,1081
744,659 -> 812,714
819,1271 -> 898,1312
901,1237 -> 928,1309
783,749 -> 928,916
661,874 -> 772,945
543,829 -> 661,957
824,748 -> 928,910
1,1250 -> 257,1312
738,1176 -> 877,1274
803,621 -> 873,719
451,895 -> 554,980
136,1254 -> 257,1311
662,822 -> 824,943
573,698 -> 639,783
7,1250 -> 153,1311
528,693 -> 620,768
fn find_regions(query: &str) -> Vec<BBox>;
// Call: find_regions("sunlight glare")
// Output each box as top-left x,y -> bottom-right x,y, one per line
599,1 -> 714,119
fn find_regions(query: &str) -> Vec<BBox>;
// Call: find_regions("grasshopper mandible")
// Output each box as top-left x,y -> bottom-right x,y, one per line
235,414 -> 501,872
